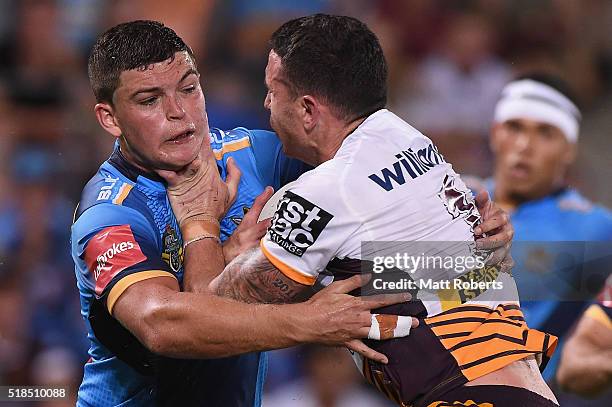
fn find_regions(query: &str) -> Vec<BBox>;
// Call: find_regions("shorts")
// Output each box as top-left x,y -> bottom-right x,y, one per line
421,385 -> 559,407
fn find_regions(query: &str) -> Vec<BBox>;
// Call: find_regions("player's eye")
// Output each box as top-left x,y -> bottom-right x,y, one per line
538,126 -> 555,140
139,96 -> 158,106
505,121 -> 522,134
182,84 -> 197,93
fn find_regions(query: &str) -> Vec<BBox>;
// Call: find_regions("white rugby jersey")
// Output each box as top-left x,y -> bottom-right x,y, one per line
262,109 -> 483,285
259,110 -> 556,404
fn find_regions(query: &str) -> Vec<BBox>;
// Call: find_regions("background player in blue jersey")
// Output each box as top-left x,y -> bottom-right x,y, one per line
73,20 -> 417,406
470,73 -> 612,405
485,73 -> 612,242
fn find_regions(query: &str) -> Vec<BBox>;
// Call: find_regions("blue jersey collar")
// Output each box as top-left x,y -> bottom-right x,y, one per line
487,177 -> 571,212
108,145 -> 167,187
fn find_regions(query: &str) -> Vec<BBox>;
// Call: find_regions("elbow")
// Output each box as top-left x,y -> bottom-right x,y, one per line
141,329 -> 172,357
138,299 -> 179,357
557,356 -> 605,398
557,372 -> 590,398
135,296 -> 225,359
556,363 -> 575,392
557,349 -> 583,395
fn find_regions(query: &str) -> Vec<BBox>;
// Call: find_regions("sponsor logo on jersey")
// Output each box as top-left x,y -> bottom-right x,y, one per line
268,191 -> 333,257
97,176 -> 119,201
84,224 -> 147,295
161,224 -> 183,273
95,241 -> 135,279
209,129 -> 225,145
369,143 -> 445,191
438,174 -> 480,232
454,265 -> 500,303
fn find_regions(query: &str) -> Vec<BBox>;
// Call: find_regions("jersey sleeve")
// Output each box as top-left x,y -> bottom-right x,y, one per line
260,171 -> 359,285
72,203 -> 176,314
247,129 -> 311,189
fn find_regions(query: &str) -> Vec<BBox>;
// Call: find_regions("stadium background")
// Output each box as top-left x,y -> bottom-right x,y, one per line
0,0 -> 610,405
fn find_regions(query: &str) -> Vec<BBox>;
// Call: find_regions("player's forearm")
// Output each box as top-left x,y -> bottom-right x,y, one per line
141,290 -> 311,358
557,312 -> 612,396
557,347 -> 612,396
210,247 -> 309,304
182,237 -> 225,293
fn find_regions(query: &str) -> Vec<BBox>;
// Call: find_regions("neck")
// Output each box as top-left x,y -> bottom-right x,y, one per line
491,182 -> 520,212
118,138 -> 157,176
493,175 -> 565,211
310,115 -> 367,165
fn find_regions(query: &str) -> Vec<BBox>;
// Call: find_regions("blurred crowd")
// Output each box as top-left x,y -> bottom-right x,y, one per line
0,0 -> 610,405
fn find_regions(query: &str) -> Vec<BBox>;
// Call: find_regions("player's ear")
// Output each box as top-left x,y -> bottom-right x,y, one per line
489,123 -> 502,153
94,102 -> 122,139
300,95 -> 318,131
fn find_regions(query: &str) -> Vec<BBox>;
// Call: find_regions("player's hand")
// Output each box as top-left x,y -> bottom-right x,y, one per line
156,139 -> 241,225
223,187 -> 274,264
345,339 -> 391,364
300,274 -> 418,364
473,190 -> 515,272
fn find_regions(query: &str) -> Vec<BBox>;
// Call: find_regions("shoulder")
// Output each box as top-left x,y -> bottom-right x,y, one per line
261,162 -> 347,215
209,127 -> 279,158
209,127 -> 252,159
76,163 -> 137,221
557,189 -> 612,220
73,164 -> 154,237
556,189 -> 612,238
74,163 -> 156,241
72,203 -> 155,248
288,162 -> 347,203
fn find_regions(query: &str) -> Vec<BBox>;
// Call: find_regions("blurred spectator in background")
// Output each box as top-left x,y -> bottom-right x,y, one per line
0,259 -> 29,386
204,0 -> 330,130
391,9 -> 511,176
264,346 -> 393,407
0,143 -> 86,390
468,73 -> 612,406
0,80 -> 14,212
31,346 -> 81,406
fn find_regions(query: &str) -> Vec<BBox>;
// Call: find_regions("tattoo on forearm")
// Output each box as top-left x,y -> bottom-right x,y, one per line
213,247 -> 308,304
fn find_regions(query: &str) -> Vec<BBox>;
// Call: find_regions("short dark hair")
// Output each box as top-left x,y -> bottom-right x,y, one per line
515,72 -> 579,108
270,14 -> 387,120
88,20 -> 194,104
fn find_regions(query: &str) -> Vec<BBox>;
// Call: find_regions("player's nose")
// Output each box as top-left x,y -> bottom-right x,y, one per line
263,92 -> 271,110
166,95 -> 186,120
513,131 -> 534,154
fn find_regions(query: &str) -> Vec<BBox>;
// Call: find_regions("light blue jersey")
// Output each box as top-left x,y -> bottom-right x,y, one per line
482,180 -> 612,380
72,128 -> 308,406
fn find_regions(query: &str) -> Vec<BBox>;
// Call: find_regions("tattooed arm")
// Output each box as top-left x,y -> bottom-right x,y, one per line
210,247 -> 312,304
